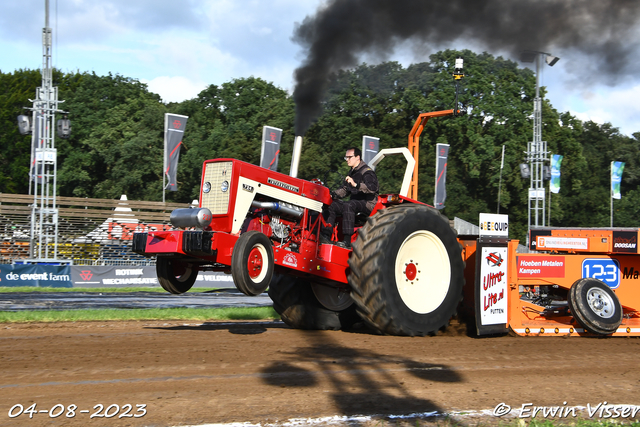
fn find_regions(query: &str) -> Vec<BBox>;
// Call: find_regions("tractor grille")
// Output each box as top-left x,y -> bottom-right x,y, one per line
201,161 -> 233,215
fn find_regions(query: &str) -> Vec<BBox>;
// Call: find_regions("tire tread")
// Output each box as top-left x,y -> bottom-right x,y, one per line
348,204 -> 464,336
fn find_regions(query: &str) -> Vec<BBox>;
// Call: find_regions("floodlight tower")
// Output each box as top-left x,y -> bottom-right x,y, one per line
27,0 -> 65,262
520,50 -> 559,244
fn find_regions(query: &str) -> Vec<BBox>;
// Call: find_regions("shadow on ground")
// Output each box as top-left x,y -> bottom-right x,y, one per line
259,330 -> 463,424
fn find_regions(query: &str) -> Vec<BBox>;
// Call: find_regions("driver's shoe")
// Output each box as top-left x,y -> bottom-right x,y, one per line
319,225 -> 333,244
337,235 -> 352,249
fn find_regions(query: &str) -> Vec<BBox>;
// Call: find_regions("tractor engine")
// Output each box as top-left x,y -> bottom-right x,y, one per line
171,159 -> 331,254
247,200 -> 304,243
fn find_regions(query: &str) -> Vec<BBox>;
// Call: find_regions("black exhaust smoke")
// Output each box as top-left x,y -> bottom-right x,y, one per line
292,0 -> 640,136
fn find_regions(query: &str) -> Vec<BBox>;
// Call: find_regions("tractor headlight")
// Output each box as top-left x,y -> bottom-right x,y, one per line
203,182 -> 211,193
221,180 -> 229,192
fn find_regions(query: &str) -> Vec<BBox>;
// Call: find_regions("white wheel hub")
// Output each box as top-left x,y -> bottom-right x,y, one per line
394,230 -> 451,314
587,287 -> 615,319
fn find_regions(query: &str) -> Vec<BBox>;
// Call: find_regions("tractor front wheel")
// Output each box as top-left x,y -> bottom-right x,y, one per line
156,257 -> 198,294
231,231 -> 274,296
348,204 -> 464,336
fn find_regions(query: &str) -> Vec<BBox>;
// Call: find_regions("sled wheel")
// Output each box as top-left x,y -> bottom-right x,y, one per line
156,257 -> 198,294
568,278 -> 622,335
268,274 -> 360,330
348,204 -> 464,336
231,231 -> 274,296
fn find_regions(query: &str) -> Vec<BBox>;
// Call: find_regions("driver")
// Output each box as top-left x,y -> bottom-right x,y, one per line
321,147 -> 379,248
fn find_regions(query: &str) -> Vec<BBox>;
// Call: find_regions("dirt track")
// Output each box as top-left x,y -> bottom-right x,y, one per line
1,320 -> 639,427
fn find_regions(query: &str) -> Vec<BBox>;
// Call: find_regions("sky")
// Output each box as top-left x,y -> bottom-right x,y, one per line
2,0 -> 640,137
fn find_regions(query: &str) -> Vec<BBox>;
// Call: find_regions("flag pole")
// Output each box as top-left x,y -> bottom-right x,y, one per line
163,113 -> 168,203
497,144 -> 505,213
548,182 -> 551,226
610,161 -> 613,227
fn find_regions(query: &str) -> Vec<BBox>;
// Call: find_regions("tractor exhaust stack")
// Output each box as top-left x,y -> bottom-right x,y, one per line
290,135 -> 303,178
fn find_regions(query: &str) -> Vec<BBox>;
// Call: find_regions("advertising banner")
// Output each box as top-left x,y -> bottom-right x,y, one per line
260,126 -> 282,171
517,256 -> 566,278
0,265 -> 233,288
478,213 -> 509,237
550,154 -> 563,194
434,143 -> 450,210
478,246 -> 508,325
474,238 -> 509,335
362,135 -> 379,165
70,266 -> 234,288
536,236 -> 588,251
611,161 -> 625,199
71,266 -> 157,287
164,114 -> 188,192
612,230 -> 639,254
0,264 -> 72,287
529,228 -> 552,251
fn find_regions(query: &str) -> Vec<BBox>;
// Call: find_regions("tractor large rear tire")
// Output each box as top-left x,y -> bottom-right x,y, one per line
348,204 -> 464,336
156,257 -> 198,294
268,274 -> 359,330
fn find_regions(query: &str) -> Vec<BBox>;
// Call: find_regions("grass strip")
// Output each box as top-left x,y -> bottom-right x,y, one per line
0,286 -> 219,293
0,306 -> 279,323
523,420 -> 640,427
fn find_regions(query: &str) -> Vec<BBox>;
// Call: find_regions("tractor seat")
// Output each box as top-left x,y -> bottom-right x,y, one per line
354,211 -> 370,226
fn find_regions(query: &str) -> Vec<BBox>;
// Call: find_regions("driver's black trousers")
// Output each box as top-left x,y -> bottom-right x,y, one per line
324,199 -> 370,236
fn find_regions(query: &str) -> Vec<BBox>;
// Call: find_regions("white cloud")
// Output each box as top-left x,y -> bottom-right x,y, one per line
252,27 -> 273,37
4,0 -> 640,137
142,76 -> 207,103
564,84 -> 640,136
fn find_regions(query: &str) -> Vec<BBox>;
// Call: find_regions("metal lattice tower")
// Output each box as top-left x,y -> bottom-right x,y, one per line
521,51 -> 558,243
526,92 -> 548,233
28,0 -> 65,262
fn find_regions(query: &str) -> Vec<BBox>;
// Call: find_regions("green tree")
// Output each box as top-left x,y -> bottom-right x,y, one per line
57,73 -> 166,200
169,77 -> 295,202
0,69 -> 46,194
302,51 -> 539,241
2,55 -> 639,240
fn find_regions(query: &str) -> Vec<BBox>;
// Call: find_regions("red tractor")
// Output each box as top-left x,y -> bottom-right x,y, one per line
133,113 -> 464,336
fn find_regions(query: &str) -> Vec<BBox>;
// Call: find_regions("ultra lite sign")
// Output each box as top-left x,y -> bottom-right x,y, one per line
479,213 -> 509,237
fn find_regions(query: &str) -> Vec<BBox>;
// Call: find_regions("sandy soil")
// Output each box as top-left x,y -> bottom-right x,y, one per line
1,320 -> 639,427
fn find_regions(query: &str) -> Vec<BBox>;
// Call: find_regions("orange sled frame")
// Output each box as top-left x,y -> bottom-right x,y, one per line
459,227 -> 640,337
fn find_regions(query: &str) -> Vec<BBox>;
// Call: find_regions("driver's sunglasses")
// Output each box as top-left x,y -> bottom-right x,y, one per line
344,155 -> 356,161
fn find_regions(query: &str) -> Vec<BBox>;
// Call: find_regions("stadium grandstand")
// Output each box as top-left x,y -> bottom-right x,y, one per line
0,194 -> 193,266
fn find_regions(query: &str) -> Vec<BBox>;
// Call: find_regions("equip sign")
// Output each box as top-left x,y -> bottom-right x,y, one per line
478,213 -> 508,237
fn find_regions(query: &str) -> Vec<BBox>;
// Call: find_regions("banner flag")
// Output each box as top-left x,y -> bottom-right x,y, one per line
549,154 -> 563,194
164,114 -> 188,192
260,126 -> 282,171
434,143 -> 450,210
611,161 -> 625,199
362,135 -> 379,164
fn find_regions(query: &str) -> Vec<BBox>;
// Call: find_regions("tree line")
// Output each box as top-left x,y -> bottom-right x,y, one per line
1,49 -> 638,242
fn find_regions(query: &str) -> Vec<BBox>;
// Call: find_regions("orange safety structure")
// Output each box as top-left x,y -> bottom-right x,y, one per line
407,110 -> 457,200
